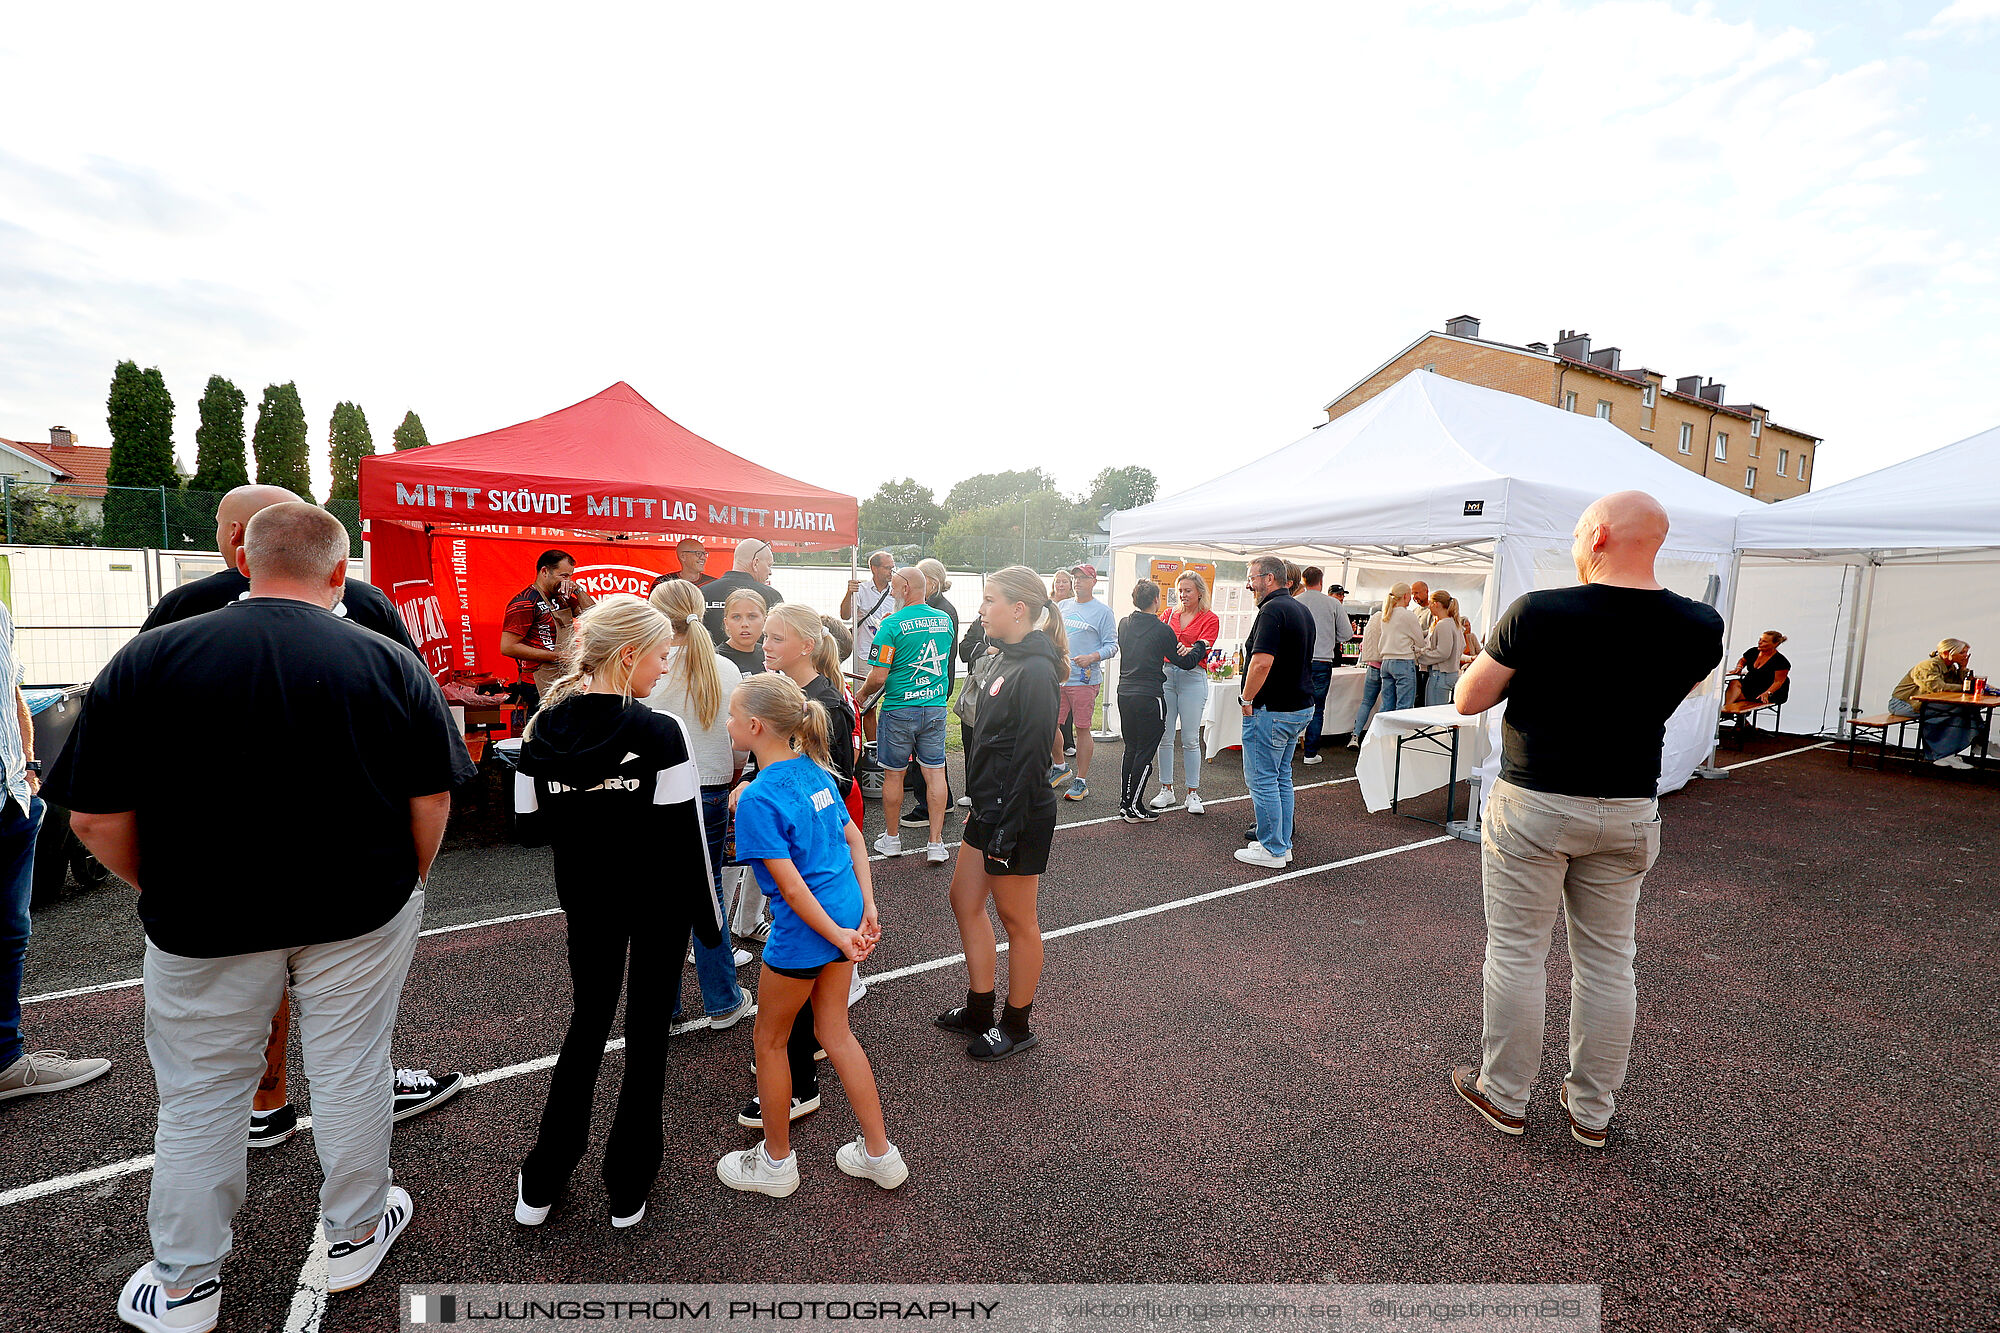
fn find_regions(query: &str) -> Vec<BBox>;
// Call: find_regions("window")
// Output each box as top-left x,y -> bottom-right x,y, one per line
1751,417 -> 1761,438
1563,391 -> 1577,412
1745,467 -> 1757,490
1424,362 -> 1437,373
1714,431 -> 1729,461
1777,449 -> 1790,476
1798,453 -> 1809,483
1642,384 -> 1657,407
1595,400 -> 1612,421
1679,423 -> 1693,454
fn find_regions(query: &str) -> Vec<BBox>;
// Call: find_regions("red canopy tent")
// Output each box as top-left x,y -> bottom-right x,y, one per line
360,382 -> 858,680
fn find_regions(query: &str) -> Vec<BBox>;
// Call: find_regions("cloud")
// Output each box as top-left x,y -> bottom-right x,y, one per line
1907,0 -> 2000,40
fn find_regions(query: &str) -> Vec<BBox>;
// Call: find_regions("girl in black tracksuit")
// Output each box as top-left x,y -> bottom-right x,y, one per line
1115,581 -> 1210,821
936,566 -> 1065,1061
513,599 -> 724,1230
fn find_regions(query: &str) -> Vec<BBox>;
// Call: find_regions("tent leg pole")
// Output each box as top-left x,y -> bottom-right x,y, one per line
1695,550 -> 1743,780
1840,558 -> 1879,737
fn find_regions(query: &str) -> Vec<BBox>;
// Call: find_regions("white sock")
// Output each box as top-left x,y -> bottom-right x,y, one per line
762,1145 -> 795,1170
251,1106 -> 282,1119
865,1142 -> 896,1164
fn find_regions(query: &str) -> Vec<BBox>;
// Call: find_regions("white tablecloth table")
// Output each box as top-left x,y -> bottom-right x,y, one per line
1357,704 -> 1490,818
1201,667 -> 1371,758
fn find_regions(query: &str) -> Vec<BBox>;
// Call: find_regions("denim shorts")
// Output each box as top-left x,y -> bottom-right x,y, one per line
876,705 -> 948,769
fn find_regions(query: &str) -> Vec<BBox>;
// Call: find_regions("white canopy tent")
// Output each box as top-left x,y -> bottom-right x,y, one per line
1108,370 -> 1763,798
1731,424 -> 2000,737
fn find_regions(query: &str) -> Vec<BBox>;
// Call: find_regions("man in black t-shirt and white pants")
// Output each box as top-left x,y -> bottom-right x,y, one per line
1449,492 -> 1722,1149
50,504 -> 475,1329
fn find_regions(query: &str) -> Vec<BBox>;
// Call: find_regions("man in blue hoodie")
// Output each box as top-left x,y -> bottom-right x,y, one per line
1049,564 -> 1118,801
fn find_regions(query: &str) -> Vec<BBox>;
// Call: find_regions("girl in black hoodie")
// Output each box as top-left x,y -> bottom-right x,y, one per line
512,598 -> 724,1230
1115,580 -> 1210,821
937,564 -> 1066,1060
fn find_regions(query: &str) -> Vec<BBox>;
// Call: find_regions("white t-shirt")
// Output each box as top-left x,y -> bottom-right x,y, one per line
849,579 -> 898,661
643,649 -> 743,786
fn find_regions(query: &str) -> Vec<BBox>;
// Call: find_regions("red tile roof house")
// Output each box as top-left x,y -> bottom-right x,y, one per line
0,427 -> 116,520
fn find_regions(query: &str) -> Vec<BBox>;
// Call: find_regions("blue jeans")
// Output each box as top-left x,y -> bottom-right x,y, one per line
1887,698 -> 1980,762
1424,669 -> 1460,707
688,788 -> 745,1018
1158,666 -> 1207,790
1304,660 -> 1336,755
1379,659 -> 1418,716
0,796 -> 47,1070
1351,665 -> 1382,737
1244,706 -> 1312,857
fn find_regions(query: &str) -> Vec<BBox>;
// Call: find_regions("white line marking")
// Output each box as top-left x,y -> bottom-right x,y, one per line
21,780 -> 1361,1008
0,825 -> 1447,1212
1721,742 -> 1832,771
280,1221 -> 327,1333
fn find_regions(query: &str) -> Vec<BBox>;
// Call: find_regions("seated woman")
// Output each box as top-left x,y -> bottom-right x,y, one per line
1888,638 -> 1991,770
1725,630 -> 1792,712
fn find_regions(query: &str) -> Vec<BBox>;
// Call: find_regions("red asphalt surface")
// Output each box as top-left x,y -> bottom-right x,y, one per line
2,732 -> 1996,1331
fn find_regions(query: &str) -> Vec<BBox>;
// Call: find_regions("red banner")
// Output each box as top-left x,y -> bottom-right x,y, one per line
430,532 -> 685,678
386,579 -> 456,681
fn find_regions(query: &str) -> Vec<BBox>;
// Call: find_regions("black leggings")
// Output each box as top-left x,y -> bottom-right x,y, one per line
523,906 -> 688,1216
1117,691 -> 1166,810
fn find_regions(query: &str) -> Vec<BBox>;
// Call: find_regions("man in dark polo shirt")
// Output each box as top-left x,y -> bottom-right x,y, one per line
145,484 -> 465,1151
142,484 -> 417,650
1449,491 -> 1722,1149
51,503 -> 476,1327
700,538 -> 783,640
1234,554 -> 1315,869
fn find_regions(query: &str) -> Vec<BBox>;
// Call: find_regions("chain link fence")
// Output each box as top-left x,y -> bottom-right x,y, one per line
774,529 -> 1096,574
1,479 -> 364,555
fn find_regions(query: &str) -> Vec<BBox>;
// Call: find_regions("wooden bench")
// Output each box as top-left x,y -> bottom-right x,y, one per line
1719,699 -> 1783,748
1846,713 -> 1914,769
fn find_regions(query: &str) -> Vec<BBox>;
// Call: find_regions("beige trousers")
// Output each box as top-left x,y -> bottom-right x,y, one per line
1478,779 -> 1661,1130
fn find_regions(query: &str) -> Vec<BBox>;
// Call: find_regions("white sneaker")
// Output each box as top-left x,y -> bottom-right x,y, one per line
1233,844 -> 1290,869
1148,790 -> 1180,811
849,969 -> 868,1006
708,992 -> 757,1031
718,1141 -> 801,1197
872,833 -> 903,857
325,1184 -> 413,1292
514,1171 -> 551,1227
1302,754 -> 1323,765
925,842 -> 949,864
732,947 -> 753,967
836,1135 -> 910,1189
1935,755 -> 1974,770
117,1263 -> 220,1333
1346,736 -> 1361,749
1185,791 -> 1205,815
955,795 -> 971,808
0,1048 -> 112,1102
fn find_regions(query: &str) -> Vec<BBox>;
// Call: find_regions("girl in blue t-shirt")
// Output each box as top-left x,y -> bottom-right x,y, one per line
716,673 -> 906,1198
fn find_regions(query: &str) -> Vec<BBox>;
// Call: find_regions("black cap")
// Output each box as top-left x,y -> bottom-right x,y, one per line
1329,584 -> 1349,595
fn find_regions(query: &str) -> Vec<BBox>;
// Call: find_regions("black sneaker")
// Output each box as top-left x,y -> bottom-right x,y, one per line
968,1025 -> 1038,1061
392,1068 -> 464,1123
738,1088 -> 822,1128
247,1102 -> 299,1149
900,809 -> 932,828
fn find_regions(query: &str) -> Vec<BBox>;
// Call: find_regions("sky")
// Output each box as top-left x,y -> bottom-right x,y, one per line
2,1 -> 1996,507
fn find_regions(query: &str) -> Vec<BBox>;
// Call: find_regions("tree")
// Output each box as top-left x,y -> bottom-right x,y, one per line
103,360 -> 178,546
1087,465 -> 1158,514
251,382 -> 311,495
943,468 -> 1059,516
392,410 -> 430,451
325,401 -> 373,554
4,486 -> 102,547
189,374 -> 250,493
859,478 -> 948,547
933,490 -> 1086,572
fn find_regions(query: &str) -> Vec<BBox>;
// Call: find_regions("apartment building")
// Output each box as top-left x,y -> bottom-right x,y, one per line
1323,316 -> 1820,502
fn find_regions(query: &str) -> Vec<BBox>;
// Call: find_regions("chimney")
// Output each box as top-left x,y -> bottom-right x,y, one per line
1553,330 -> 1592,362
1588,347 -> 1622,372
1524,341 -> 1550,354
49,426 -> 73,448
1675,375 -> 1703,397
1443,314 -> 1480,339
1699,379 -> 1727,403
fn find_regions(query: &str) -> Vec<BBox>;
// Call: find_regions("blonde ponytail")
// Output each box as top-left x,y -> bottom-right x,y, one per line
649,578 -> 724,727
734,672 -> 835,772
987,564 -> 1068,661
767,602 -> 845,686
525,597 -> 673,739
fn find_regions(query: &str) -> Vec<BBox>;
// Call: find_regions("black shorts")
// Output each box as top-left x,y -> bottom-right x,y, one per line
765,959 -> 830,980
961,814 -> 1056,878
